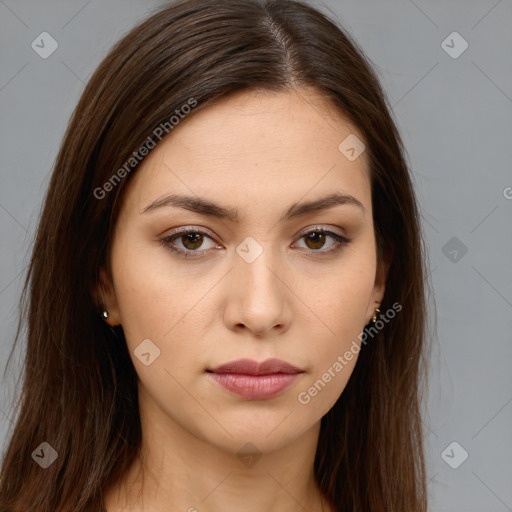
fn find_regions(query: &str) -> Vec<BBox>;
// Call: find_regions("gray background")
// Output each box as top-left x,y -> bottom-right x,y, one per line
1,1 -> 511,510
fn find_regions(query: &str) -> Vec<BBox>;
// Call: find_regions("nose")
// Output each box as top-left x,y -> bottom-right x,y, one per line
223,245 -> 291,337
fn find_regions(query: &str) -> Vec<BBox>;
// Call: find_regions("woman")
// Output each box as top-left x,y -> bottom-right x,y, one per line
0,0 -> 431,510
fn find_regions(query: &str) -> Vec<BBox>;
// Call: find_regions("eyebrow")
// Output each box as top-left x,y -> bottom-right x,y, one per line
141,192 -> 365,222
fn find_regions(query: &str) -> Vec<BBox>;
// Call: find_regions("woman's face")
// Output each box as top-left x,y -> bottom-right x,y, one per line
100,87 -> 387,454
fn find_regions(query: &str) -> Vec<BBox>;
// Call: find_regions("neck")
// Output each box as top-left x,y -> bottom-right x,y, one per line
104,389 -> 332,512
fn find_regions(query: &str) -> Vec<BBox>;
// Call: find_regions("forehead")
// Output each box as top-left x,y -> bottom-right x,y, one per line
119,87 -> 371,219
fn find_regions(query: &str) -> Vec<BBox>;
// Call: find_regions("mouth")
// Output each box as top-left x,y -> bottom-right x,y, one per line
206,358 -> 305,400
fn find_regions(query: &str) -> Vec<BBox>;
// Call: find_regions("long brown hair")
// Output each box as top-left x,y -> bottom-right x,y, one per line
0,0 -> 432,510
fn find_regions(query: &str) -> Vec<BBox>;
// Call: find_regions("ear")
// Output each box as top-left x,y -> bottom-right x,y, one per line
92,266 -> 122,326
366,242 -> 394,323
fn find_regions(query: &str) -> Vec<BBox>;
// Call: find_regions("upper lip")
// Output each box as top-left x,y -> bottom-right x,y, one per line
207,358 -> 304,375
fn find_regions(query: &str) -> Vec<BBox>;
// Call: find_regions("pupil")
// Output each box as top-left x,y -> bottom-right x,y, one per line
306,232 -> 325,250
183,233 -> 202,250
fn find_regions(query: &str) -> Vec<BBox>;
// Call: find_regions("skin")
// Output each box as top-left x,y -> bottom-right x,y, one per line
99,86 -> 390,512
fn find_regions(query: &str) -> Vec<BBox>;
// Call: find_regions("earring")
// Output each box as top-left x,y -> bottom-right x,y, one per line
372,308 -> 381,323
99,286 -> 109,320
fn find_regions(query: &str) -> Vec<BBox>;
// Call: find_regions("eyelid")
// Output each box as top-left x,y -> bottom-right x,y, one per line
162,224 -> 347,240
160,225 -> 351,257
296,224 -> 348,239
164,225 -> 216,238
160,226 -> 220,256
291,226 -> 350,255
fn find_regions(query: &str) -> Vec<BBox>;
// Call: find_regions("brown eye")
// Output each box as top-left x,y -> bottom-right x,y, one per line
180,232 -> 204,250
294,228 -> 350,255
303,231 -> 327,250
161,226 -> 350,259
161,228 -> 218,257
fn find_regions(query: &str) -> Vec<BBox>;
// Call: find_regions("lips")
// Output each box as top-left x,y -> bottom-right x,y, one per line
208,358 -> 304,376
206,358 -> 304,400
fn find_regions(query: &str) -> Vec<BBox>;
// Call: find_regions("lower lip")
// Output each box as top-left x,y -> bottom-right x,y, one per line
207,372 -> 301,400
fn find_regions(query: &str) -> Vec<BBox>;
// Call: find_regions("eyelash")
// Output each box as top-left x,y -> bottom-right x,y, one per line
160,226 -> 351,258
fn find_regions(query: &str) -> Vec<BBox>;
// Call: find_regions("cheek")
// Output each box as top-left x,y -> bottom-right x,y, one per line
295,278 -> 371,415
296,354 -> 358,416
111,223 -> 376,365
306,252 -> 376,339
110,230 -> 188,320
109,235 -> 223,380
298,250 -> 376,389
